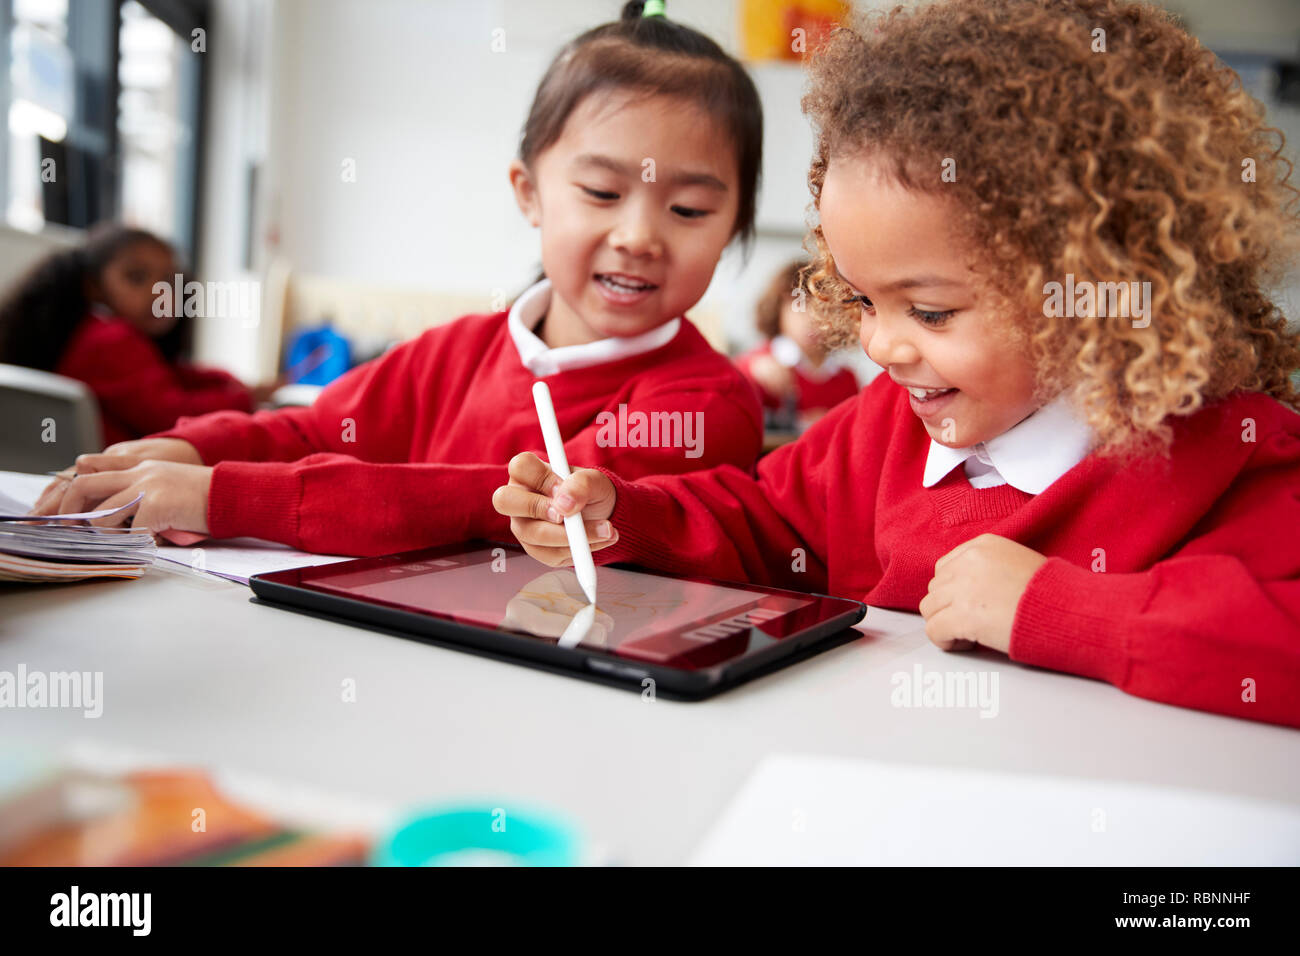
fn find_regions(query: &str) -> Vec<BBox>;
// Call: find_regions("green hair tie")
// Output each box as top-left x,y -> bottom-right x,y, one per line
642,0 -> 666,18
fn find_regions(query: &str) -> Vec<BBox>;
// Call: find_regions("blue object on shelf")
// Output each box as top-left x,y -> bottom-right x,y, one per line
283,326 -> 351,385
373,804 -> 580,867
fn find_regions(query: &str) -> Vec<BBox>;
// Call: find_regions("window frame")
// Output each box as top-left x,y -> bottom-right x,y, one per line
0,0 -> 209,262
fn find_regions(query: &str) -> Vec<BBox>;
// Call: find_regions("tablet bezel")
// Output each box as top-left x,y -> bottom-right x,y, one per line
249,541 -> 866,700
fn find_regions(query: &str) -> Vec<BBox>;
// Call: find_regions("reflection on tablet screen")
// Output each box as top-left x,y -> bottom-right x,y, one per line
312,547 -> 813,664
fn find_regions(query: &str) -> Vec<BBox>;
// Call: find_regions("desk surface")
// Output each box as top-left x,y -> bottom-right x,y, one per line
3,557 -> 1298,864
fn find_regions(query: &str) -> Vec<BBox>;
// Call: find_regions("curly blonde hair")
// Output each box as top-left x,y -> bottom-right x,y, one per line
801,0 -> 1300,451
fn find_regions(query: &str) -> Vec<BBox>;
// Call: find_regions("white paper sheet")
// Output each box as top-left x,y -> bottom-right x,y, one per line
154,538 -> 352,585
0,472 -> 53,510
690,754 -> 1300,865
0,488 -> 33,516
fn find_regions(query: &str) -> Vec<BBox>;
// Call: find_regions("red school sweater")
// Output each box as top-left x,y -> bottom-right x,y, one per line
156,311 -> 762,556
734,341 -> 860,414
55,313 -> 253,447
596,373 -> 1300,728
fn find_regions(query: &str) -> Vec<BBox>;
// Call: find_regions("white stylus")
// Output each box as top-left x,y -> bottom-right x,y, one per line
531,381 -> 598,605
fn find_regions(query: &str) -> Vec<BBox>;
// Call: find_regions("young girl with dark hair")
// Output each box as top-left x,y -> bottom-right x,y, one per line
33,1 -> 766,558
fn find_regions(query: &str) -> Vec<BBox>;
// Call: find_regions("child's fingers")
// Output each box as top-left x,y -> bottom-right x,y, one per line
507,452 -> 561,496
492,483 -> 553,522
87,488 -> 144,528
550,469 -> 616,520
918,584 -> 952,635
939,638 -> 978,652
516,542 -> 576,568
75,452 -> 144,475
509,518 -> 619,567
513,515 -> 617,550
496,461 -> 615,521
507,515 -> 572,566
28,475 -> 73,515
921,603 -> 977,652
57,470 -> 136,515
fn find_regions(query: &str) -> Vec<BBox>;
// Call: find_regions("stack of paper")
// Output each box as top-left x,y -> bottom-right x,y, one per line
0,490 -> 156,583
1,473 -> 352,586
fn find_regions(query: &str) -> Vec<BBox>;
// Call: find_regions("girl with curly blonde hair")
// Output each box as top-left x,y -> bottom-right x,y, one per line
496,0 -> 1300,727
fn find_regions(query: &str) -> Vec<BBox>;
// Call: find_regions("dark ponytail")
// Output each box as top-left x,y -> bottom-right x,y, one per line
612,1 -> 713,52
0,223 -> 185,371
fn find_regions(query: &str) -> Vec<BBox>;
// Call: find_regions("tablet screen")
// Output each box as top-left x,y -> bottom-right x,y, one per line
301,546 -> 816,668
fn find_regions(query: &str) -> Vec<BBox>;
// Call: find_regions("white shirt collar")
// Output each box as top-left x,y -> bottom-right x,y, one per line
922,394 -> 1093,494
770,334 -> 848,382
507,279 -> 681,377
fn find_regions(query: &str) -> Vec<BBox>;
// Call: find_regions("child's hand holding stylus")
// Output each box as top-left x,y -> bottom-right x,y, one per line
493,452 -> 619,568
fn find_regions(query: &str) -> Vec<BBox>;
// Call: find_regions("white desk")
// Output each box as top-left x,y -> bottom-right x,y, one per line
4,553 -> 1300,864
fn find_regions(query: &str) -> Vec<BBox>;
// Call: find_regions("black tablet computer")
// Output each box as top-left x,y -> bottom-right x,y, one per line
249,542 -> 865,700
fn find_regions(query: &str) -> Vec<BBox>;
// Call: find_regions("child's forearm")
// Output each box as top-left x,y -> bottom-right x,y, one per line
153,406 -> 325,465
205,455 -> 517,556
1010,555 -> 1300,728
157,340 -> 425,467
595,464 -> 827,591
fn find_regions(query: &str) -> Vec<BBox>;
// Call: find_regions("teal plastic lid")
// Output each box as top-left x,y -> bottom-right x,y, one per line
373,805 -> 580,867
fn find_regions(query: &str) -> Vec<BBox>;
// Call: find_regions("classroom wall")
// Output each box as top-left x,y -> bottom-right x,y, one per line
187,0 -> 273,379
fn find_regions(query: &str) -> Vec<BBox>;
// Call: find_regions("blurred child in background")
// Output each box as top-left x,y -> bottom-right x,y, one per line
0,223 -> 277,446
735,258 -> 860,431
